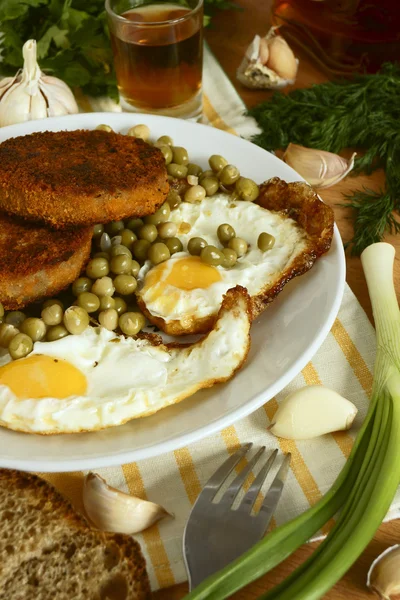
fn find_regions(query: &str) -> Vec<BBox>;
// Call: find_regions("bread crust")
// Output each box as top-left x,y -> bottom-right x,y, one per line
0,130 -> 169,229
0,468 -> 151,599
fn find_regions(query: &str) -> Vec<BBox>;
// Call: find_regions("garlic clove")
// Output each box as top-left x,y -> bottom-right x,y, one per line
367,545 -> 400,600
269,385 -> 358,440
83,472 -> 172,534
283,143 -> 356,189
237,28 -> 298,90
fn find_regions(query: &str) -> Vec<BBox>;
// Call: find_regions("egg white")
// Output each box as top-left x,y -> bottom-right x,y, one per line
137,193 -> 308,326
0,289 -> 250,434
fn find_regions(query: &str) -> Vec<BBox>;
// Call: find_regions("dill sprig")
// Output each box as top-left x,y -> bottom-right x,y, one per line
248,63 -> 400,254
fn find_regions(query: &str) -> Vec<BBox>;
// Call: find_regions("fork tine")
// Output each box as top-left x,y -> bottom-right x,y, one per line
219,446 -> 266,506
257,453 -> 292,533
201,443 -> 253,500
238,449 -> 278,513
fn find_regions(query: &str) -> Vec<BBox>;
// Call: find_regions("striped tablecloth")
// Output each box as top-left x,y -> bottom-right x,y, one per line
40,45 -> 400,591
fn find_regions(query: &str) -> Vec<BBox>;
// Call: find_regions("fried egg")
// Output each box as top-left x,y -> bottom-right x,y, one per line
0,288 -> 250,434
137,193 -> 309,335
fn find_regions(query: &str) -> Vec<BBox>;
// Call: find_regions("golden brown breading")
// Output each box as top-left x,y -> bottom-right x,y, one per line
0,212 -> 92,309
0,130 -> 169,229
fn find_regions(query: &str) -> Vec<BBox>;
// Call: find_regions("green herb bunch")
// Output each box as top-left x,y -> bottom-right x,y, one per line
248,63 -> 400,254
0,0 -> 231,101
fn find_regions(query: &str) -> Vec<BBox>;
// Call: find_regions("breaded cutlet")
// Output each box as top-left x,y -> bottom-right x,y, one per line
0,129 -> 169,229
0,212 -> 92,310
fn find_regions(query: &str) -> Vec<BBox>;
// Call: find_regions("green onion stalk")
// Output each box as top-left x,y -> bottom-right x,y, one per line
185,242 -> 400,600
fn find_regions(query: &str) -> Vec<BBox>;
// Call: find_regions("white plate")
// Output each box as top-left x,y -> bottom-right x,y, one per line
0,113 -> 345,472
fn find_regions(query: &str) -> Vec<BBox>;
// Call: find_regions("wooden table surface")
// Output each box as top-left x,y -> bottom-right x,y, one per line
156,0 -> 400,598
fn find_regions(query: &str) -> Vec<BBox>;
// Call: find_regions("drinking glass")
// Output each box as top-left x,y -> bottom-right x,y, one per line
105,0 -> 204,119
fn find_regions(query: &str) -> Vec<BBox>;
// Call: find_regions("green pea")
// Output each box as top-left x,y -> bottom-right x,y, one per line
167,163 -> 188,178
235,177 -> 259,202
110,244 -> 132,258
114,297 -> 128,315
5,311 -> 26,328
63,306 -> 90,335
86,257 -> 109,279
0,303 -> 3,319
120,229 -> 137,249
221,248 -> 237,268
217,223 -> 236,245
199,169 -> 215,181
110,254 -> 133,275
209,155 -> 228,172
91,276 -> 115,297
127,123 -> 150,141
99,295 -> 116,311
20,318 -> 47,342
9,333 -> 33,360
96,124 -> 113,132
93,224 -> 104,239
187,163 -> 203,177
228,237 -> 248,257
156,135 -> 173,147
148,242 -> 170,265
144,202 -> 171,225
201,177 -> 219,196
166,190 -> 182,210
188,237 -> 207,256
171,146 -> 189,165
77,292 -> 100,313
132,239 -> 151,262
46,325 -> 69,342
258,232 -> 276,252
184,185 -> 206,204
200,245 -> 224,266
125,218 -> 144,232
41,303 -> 63,327
0,323 -> 19,348
138,224 -> 158,243
42,298 -> 64,310
131,260 -> 141,277
219,164 -> 240,186
99,308 -> 119,331
105,221 -> 125,236
159,144 -> 173,165
119,312 -> 146,336
93,252 -> 110,260
114,275 -> 137,295
158,221 -> 178,239
165,237 -> 183,255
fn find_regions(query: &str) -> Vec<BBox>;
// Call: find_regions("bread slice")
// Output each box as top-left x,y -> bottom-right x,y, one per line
0,469 -> 150,600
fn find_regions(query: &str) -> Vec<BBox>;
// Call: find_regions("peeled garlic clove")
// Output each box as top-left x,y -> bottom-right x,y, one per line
283,143 -> 356,189
237,28 -> 298,90
367,545 -> 400,599
83,472 -> 171,534
269,385 -> 358,440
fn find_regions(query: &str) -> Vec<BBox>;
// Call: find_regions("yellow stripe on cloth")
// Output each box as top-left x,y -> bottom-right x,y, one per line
174,448 -> 202,505
331,318 -> 374,396
203,94 -> 238,136
302,362 -> 354,459
122,463 -> 175,588
264,399 -> 334,535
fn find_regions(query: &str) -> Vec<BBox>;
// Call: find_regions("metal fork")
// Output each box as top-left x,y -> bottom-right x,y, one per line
183,443 -> 291,590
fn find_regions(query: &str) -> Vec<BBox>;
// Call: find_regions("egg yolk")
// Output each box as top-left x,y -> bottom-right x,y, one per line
0,355 -> 87,399
145,256 -> 221,291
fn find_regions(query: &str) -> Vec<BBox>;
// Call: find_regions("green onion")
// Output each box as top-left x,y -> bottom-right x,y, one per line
185,242 -> 400,600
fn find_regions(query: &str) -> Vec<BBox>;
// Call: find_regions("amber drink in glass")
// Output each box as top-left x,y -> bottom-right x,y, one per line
106,0 -> 203,119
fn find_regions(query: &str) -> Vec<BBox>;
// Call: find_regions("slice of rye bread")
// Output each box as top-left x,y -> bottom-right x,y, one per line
0,129 -> 169,229
0,469 -> 151,600
0,212 -> 92,310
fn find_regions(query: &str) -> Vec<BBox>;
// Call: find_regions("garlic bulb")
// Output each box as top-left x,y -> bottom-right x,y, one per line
269,385 -> 358,440
283,144 -> 356,189
0,39 -> 78,127
83,472 -> 172,534
237,28 -> 298,90
367,545 -> 400,599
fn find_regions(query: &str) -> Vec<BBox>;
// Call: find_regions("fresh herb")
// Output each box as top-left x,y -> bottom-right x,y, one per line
0,0 -> 232,100
185,242 -> 400,600
248,63 -> 400,254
